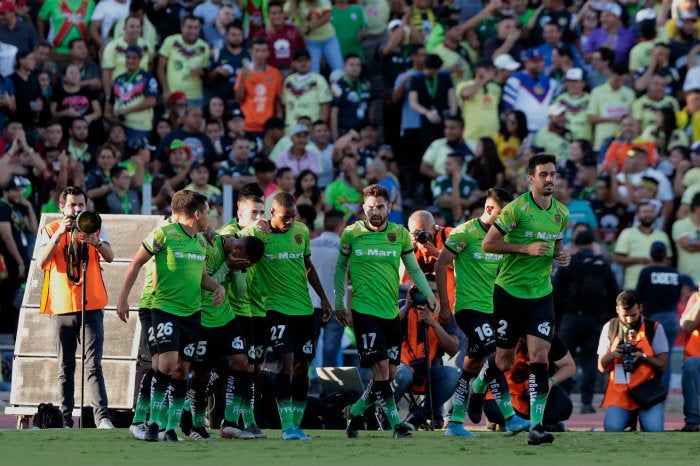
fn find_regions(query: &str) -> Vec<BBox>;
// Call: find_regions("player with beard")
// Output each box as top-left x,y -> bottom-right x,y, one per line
468,154 -> 571,445
336,184 -> 437,439
244,192 -> 332,440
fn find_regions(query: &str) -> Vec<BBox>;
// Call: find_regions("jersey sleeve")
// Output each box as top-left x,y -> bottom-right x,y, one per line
101,42 -> 116,69
444,227 -> 467,255
339,227 -> 352,256
493,201 -> 519,235
317,75 -> 332,104
158,36 -> 173,59
400,226 -> 413,255
303,226 -> 311,256
142,227 -> 164,255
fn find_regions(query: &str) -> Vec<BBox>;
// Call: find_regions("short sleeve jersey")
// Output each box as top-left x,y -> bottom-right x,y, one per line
138,258 -> 155,309
493,192 -> 569,299
201,236 -> 235,327
158,34 -> 210,100
339,220 -> 412,319
444,218 -> 502,314
283,72 -> 332,129
142,223 -> 207,316
249,221 -> 313,315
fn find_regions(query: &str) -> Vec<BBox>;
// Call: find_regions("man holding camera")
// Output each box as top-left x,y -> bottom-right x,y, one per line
597,290 -> 668,432
37,186 -> 114,428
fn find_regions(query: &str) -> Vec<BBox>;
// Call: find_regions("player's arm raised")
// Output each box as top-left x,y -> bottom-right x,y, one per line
117,246 -> 153,323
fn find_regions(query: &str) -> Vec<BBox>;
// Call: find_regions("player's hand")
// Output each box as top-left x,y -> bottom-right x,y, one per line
336,308 -> 351,327
116,301 -> 129,322
212,285 -> 226,306
227,256 -> 251,270
554,251 -> 570,266
203,226 -> 216,245
426,296 -> 437,313
321,299 -> 332,323
252,218 -> 271,233
526,242 -> 551,256
438,303 -> 452,326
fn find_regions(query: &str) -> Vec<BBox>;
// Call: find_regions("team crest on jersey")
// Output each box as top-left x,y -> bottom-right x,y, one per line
294,234 -> 303,245
534,85 -> 544,95
342,243 -> 350,253
554,214 -> 562,224
509,222 -> 517,231
152,241 -> 163,251
387,232 -> 396,243
199,239 -> 207,248
458,241 -> 465,250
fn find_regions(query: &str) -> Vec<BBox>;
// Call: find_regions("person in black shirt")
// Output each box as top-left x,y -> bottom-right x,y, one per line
206,22 -> 250,108
408,53 -> 456,147
10,49 -> 44,135
330,53 -> 374,140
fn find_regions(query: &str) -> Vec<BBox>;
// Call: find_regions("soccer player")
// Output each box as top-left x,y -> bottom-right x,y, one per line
117,190 -> 226,442
183,234 -> 265,441
472,154 -> 571,445
217,191 -> 270,438
336,184 -> 437,439
435,188 -> 531,438
244,192 -> 332,440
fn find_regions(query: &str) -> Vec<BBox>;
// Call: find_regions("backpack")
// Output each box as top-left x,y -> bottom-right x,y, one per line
569,254 -> 612,312
32,403 -> 65,429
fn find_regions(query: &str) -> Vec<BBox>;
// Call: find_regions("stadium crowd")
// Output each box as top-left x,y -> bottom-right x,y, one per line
2,0 -> 700,439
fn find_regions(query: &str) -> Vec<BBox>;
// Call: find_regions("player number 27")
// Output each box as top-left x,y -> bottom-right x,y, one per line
270,325 -> 286,341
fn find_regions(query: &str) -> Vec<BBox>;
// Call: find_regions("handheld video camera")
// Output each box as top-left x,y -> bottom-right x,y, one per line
69,210 -> 102,235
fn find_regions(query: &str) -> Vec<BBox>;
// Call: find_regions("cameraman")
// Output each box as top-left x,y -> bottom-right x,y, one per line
403,210 -> 455,309
597,290 -> 668,432
393,275 -> 460,429
37,186 -> 114,428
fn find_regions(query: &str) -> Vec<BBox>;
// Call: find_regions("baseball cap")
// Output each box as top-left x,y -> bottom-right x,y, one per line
601,2 -> 622,17
493,54 -> 520,71
548,103 -> 566,117
0,1 -> 17,13
230,106 -> 245,119
126,136 -> 155,152
522,48 -> 543,62
475,57 -> 494,69
650,241 -> 667,261
125,44 -> 143,56
3,175 -> 30,190
635,8 -> 656,23
565,68 -> 584,81
167,91 -> 187,104
289,123 -> 310,137
166,139 -> 192,159
387,19 -> 403,32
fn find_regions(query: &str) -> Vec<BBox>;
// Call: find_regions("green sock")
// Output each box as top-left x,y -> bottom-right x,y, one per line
530,391 -> 547,428
349,380 -> 375,417
225,395 -> 243,425
277,399 -> 294,431
472,370 -> 488,394
166,379 -> 187,432
374,380 -> 401,429
241,398 -> 256,428
450,372 -> 473,424
192,401 -> 206,428
489,378 -> 516,420
133,395 -> 150,424
292,399 -> 306,428
149,371 -> 169,428
529,363 -> 549,429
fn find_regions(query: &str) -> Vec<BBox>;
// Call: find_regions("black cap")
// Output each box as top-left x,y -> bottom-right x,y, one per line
230,106 -> 245,119
126,136 -> 155,152
3,175 -> 30,190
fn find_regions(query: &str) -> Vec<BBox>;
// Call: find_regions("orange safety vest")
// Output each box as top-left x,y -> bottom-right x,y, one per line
400,307 -> 441,393
600,319 -> 659,411
402,226 -> 456,310
40,220 -> 108,315
683,292 -> 700,360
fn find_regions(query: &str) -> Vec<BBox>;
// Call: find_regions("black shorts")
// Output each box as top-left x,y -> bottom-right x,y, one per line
251,315 -> 268,364
493,285 -> 555,349
351,310 -> 402,368
190,318 -> 247,370
266,310 -> 316,361
139,308 -> 157,357
455,309 -> 497,359
150,309 -> 201,361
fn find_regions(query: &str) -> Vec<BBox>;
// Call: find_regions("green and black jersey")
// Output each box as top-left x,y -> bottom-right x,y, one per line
200,236 -> 236,328
142,223 -> 207,316
493,192 -> 569,299
444,218 -> 502,314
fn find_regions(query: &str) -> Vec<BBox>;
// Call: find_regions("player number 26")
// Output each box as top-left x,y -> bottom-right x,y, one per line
156,322 -> 173,338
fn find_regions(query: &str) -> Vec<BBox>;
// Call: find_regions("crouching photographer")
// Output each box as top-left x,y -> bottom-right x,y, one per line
597,290 -> 669,432
392,276 -> 460,430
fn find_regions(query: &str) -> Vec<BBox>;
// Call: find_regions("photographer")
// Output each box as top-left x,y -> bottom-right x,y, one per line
37,186 -> 114,428
393,275 -> 460,429
403,210 -> 455,309
597,290 -> 668,432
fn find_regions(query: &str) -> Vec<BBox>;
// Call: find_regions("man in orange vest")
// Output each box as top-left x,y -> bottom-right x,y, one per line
597,290 -> 668,432
37,186 -> 114,428
680,281 -> 700,432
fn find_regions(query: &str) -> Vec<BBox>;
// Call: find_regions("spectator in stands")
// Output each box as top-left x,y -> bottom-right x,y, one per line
201,4 -> 236,53
588,62 -> 635,152
85,143 -> 119,212
256,1 -> 305,73
456,58 -> 501,143
0,0 -> 38,52
206,21 -> 250,108
89,0 -> 129,51
285,0 -> 343,74
101,15 -> 152,97
533,103 -> 572,163
105,165 -> 140,214
553,68 -> 591,141
275,123 -> 320,176
672,192 -> 700,284
420,115 -> 474,187
283,48 -> 331,129
331,53 -> 373,140
584,2 -> 635,65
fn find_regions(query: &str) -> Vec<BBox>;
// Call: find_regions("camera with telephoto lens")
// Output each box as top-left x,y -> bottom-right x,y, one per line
69,210 -> 102,235
415,230 -> 431,244
409,286 -> 429,307
619,330 -> 638,373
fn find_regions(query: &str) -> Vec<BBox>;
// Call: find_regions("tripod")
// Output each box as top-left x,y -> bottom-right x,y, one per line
418,322 -> 434,431
68,234 -> 89,429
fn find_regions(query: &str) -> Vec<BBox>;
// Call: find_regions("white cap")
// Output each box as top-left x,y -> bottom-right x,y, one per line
684,66 -> 700,92
493,54 -> 520,71
601,2 -> 622,17
329,69 -> 345,84
680,9 -> 698,20
635,8 -> 656,23
548,103 -> 567,117
565,68 -> 584,81
290,123 -> 310,137
387,19 -> 403,32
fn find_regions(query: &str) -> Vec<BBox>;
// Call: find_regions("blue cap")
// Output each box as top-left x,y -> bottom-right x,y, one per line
522,48 -> 543,62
